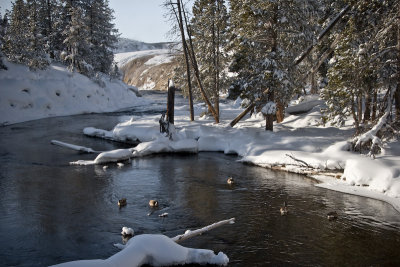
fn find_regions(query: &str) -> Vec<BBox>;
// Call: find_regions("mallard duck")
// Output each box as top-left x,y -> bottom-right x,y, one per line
227,177 -> 234,185
149,200 -> 159,207
327,211 -> 338,220
118,198 -> 127,207
280,201 -> 288,215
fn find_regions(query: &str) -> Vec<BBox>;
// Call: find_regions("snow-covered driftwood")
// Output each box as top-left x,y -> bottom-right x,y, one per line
352,111 -> 389,156
172,217 -> 235,243
51,140 -> 101,153
285,153 -> 311,168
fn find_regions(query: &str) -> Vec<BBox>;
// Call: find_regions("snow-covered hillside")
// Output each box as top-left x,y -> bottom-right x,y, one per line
115,49 -> 178,91
113,38 -> 173,54
0,60 -> 146,126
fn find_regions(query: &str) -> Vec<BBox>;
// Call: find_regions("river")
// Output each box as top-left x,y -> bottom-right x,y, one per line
0,91 -> 400,266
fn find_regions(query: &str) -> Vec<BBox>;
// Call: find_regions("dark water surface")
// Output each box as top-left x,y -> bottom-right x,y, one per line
1,94 -> 400,266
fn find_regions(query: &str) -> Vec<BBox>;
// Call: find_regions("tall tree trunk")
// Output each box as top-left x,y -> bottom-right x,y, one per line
180,0 -> 219,123
265,3 -> 278,131
372,88 -> 378,121
363,88 -> 371,123
276,101 -> 285,123
395,4 -> 400,121
176,0 -> 194,121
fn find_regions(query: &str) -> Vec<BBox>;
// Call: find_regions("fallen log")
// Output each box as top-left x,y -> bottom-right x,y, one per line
285,153 -> 311,168
51,140 -> 102,153
172,217 -> 235,243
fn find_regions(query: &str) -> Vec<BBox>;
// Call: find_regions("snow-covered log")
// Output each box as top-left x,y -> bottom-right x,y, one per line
51,140 -> 100,153
352,111 -> 389,155
172,217 -> 235,243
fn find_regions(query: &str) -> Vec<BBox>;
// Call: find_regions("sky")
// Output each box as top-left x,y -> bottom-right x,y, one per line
0,0 -> 173,43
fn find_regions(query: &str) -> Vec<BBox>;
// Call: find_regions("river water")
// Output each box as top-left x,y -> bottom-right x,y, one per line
1,91 -> 400,266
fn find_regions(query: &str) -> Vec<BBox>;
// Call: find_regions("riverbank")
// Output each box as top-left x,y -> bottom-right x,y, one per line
71,95 -> 400,213
0,60 -> 146,126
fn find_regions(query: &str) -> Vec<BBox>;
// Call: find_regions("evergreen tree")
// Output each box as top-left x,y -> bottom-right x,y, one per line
322,0 -> 399,131
3,0 -> 29,64
0,10 -> 8,70
62,4 -> 91,74
83,0 -> 118,74
229,0 -> 318,130
26,0 -> 49,69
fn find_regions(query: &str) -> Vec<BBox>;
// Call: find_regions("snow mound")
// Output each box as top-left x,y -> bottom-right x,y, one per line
51,234 -> 228,267
121,227 -> 134,236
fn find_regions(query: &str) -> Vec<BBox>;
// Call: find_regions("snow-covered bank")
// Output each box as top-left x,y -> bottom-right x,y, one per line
73,96 -> 400,213
0,61 -> 146,126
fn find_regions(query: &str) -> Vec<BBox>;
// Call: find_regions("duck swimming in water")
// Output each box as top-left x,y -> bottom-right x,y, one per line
149,200 -> 159,207
280,201 -> 288,215
227,177 -> 234,185
118,198 -> 127,207
327,211 -> 338,220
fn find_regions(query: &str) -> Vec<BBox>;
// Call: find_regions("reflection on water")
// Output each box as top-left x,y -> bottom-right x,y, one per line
0,112 -> 400,266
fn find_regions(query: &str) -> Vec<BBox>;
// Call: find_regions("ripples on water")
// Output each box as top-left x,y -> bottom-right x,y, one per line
0,110 -> 400,266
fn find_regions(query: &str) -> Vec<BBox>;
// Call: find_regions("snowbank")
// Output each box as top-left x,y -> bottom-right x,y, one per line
74,95 -> 400,212
52,234 -> 228,267
0,60 -> 147,125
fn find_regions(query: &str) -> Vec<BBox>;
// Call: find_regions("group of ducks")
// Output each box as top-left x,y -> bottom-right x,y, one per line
118,198 -> 159,207
280,201 -> 338,220
119,177 -> 338,221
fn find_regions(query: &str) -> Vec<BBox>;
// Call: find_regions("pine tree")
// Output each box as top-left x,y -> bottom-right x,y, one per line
322,0 -> 399,131
25,0 -> 49,69
62,4 -> 91,74
83,0 -> 118,74
229,0 -> 317,130
0,10 -> 8,70
3,0 -> 29,64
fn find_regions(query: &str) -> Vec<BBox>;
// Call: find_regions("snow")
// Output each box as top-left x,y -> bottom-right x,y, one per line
0,60 -> 147,126
51,234 -> 228,267
114,49 -> 175,69
75,95 -> 400,213
121,227 -> 134,236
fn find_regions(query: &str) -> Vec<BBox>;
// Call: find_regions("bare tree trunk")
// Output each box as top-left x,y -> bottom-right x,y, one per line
352,94 -> 360,133
293,4 -> 351,66
175,0 -> 194,121
180,0 -> 219,123
363,90 -> 371,123
372,88 -> 378,121
357,94 -> 362,124
265,4 -> 278,131
276,100 -> 285,123
310,51 -> 318,94
395,5 -> 400,121
166,81 -> 175,124
230,103 -> 255,127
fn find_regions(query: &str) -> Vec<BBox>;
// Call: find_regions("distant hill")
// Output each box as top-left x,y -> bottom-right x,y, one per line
114,38 -> 174,53
114,38 -> 180,91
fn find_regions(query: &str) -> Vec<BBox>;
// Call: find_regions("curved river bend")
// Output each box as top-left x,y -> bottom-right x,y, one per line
1,92 -> 400,266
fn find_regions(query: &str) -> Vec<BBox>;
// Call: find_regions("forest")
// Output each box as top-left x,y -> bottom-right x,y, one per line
165,0 -> 399,150
1,0 -> 399,154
